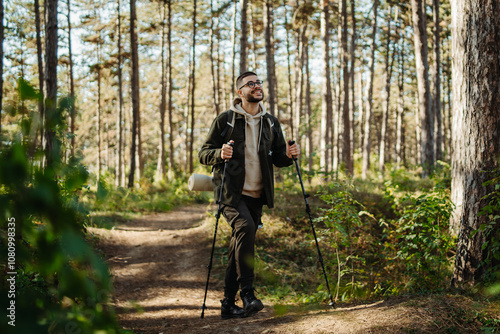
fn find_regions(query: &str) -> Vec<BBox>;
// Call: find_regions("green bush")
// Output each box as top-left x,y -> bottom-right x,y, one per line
0,79 -> 124,333
393,187 -> 455,291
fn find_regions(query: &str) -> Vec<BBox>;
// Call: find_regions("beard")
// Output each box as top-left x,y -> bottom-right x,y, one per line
244,88 -> 264,103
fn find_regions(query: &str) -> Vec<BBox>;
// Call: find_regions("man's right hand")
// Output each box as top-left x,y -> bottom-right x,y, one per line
221,140 -> 234,160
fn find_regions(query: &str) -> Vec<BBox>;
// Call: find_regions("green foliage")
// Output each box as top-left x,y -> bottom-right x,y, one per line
0,80 -> 125,333
393,188 -> 455,291
85,174 -> 210,214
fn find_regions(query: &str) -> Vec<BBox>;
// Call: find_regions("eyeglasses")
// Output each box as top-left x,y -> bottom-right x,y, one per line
238,80 -> 264,90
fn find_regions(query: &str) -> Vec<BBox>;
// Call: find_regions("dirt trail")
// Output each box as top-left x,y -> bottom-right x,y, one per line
90,205 -> 481,334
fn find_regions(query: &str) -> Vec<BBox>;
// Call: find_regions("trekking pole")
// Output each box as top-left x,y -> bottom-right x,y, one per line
201,141 -> 233,319
289,140 -> 335,308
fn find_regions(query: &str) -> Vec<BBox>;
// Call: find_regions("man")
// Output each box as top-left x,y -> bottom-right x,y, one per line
199,71 -> 300,319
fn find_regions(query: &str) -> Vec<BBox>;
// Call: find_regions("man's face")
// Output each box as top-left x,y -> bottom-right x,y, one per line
238,75 -> 264,103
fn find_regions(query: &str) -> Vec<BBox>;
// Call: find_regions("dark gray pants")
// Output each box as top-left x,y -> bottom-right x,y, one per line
222,196 -> 263,299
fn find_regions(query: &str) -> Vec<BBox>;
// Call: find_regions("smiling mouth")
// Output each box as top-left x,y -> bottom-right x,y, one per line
252,89 -> 263,94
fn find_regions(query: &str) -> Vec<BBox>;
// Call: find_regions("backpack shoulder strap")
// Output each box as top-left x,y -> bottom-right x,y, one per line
265,114 -> 278,142
220,109 -> 235,142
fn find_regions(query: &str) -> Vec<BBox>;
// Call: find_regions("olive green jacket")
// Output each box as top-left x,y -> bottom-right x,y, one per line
198,101 -> 292,208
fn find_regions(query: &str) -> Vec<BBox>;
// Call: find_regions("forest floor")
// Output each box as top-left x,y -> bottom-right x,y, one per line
89,204 -> 499,334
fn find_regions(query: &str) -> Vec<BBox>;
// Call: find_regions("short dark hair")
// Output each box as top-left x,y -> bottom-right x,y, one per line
236,71 -> 258,90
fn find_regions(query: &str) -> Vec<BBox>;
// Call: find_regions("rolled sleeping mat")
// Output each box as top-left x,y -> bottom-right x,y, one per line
188,174 -> 214,191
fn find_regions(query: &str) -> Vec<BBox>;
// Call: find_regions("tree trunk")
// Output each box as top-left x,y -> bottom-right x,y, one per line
209,0 -> 220,116
432,0 -> 443,162
188,0 -> 197,174
97,66 -> 102,182
284,0 -> 294,138
158,0 -> 167,181
379,6 -> 395,172
350,0 -> 356,163
44,0 -> 58,166
305,38 -> 313,174
35,0 -> 44,148
67,0 -> 76,157
264,0 -> 275,116
320,0 -> 333,176
341,0 -> 352,175
295,25 -> 306,149
116,0 -> 124,187
411,0 -> 434,177
362,0 -> 378,180
128,0 -> 140,187
239,0 -> 248,73
249,1 -> 256,71
450,0 -> 500,286
167,0 -> 174,180
231,0 -> 237,93
396,22 -> 405,167
0,0 -> 2,136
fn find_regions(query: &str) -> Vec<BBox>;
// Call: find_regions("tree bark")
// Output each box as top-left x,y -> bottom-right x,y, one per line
350,0 -> 356,163
362,0 -> 378,180
284,0 -> 294,138
320,0 -> 333,175
0,0 -> 2,137
432,0 -> 443,162
396,21 -> 405,167
158,0 -> 167,181
188,0 -> 197,174
116,0 -> 124,187
411,0 -> 434,177
450,0 -> 500,285
167,0 -> 174,180
341,0 -> 352,175
239,0 -> 248,73
379,6 -> 395,172
209,0 -> 220,116
44,0 -> 58,166
128,0 -> 140,187
67,0 -> 76,157
231,0 -> 237,93
35,0 -> 44,148
264,0 -> 276,116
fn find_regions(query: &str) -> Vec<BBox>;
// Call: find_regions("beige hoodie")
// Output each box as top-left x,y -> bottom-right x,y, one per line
231,98 -> 266,199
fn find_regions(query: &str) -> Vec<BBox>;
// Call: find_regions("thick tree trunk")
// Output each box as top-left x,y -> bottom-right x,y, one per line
320,0 -> 333,175
341,0 -> 352,175
450,0 -> 500,285
128,0 -> 140,187
44,0 -> 58,166
411,0 -> 434,177
362,0 -> 378,180
239,0 -> 248,73
432,0 -> 443,162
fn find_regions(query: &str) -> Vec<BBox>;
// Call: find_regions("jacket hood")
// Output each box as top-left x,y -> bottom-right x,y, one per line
230,97 -> 267,118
